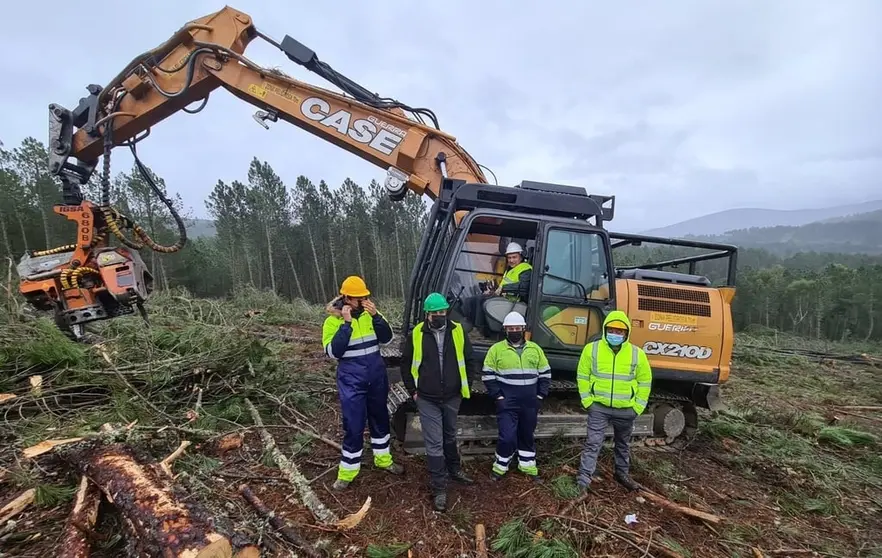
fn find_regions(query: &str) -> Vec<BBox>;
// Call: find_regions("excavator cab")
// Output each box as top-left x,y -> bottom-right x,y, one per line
388,177 -> 738,454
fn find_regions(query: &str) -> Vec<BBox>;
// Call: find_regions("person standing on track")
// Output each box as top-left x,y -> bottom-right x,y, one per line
482,311 -> 551,482
574,310 -> 652,493
322,275 -> 404,491
401,292 -> 477,512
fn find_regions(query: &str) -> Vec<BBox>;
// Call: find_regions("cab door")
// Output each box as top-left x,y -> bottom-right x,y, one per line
530,224 -> 615,357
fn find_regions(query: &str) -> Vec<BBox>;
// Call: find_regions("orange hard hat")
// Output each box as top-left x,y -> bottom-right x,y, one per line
340,275 -> 370,297
606,320 -> 628,329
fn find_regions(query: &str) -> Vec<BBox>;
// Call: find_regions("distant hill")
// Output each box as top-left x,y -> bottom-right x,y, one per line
694,208 -> 882,255
187,218 -> 216,239
641,199 -> 882,238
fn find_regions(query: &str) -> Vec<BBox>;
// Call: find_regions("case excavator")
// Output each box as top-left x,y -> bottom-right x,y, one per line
18,6 -> 738,450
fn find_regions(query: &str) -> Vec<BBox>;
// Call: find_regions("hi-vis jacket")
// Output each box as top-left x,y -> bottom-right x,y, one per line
576,310 -> 653,414
322,297 -> 393,373
500,261 -> 532,287
482,339 -> 551,400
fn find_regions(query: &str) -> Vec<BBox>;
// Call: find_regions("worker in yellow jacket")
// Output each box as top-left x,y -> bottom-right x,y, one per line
575,310 -> 652,493
322,276 -> 404,490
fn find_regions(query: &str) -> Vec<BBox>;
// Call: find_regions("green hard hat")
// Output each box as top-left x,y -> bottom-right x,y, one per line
423,292 -> 450,312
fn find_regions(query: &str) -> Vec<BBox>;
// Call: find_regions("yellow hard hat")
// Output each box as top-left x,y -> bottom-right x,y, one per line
606,320 -> 628,329
340,275 -> 370,297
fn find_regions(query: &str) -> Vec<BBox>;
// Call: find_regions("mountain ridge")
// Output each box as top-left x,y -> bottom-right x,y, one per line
641,199 -> 882,238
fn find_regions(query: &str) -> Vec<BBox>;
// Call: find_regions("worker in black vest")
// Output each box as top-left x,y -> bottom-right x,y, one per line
401,292 -> 478,512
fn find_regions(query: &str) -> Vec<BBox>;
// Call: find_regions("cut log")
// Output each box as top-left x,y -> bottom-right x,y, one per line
61,441 -> 233,558
239,484 -> 322,558
475,524 -> 487,558
59,475 -> 102,558
639,489 -> 722,524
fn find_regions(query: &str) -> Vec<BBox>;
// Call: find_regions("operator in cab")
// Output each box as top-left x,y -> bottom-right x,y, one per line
481,311 -> 551,482
574,310 -> 652,493
490,242 -> 532,300
322,275 -> 404,491
401,292 -> 478,512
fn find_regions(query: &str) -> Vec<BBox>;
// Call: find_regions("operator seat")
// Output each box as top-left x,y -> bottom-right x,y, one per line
482,272 -> 532,333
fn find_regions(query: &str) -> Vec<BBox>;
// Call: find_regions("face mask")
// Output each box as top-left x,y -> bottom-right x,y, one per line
606,332 -> 625,346
428,316 -> 445,329
506,331 -> 524,344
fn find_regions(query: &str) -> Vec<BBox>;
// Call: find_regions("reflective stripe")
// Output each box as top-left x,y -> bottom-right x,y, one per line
481,375 -> 496,381
593,391 -> 632,400
339,461 -> 360,471
372,446 -> 390,455
325,344 -> 335,358
341,345 -> 380,359
371,434 -> 390,445
342,449 -> 362,459
495,453 -> 513,465
519,459 -> 536,468
518,450 -> 535,458
638,382 -> 652,389
496,377 -> 538,386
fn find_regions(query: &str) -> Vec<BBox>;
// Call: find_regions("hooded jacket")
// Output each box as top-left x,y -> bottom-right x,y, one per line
322,295 -> 393,374
576,310 -> 653,414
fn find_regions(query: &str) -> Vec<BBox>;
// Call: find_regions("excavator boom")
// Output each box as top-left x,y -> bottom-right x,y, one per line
51,5 -> 485,205
28,5 -> 488,340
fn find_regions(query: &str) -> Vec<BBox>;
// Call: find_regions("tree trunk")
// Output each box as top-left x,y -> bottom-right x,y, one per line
394,219 -> 405,297
16,211 -> 28,252
284,245 -> 305,300
306,224 -> 325,299
356,236 -> 366,280
865,293 -> 875,342
265,223 -> 276,293
61,442 -> 233,558
39,207 -> 51,250
0,211 -> 11,259
328,226 -> 339,291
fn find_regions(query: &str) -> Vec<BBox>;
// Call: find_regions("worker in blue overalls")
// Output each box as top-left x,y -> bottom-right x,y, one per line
481,311 -> 551,481
323,275 -> 405,490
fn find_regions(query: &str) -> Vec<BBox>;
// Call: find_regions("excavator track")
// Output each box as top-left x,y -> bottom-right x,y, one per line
386,366 -> 699,456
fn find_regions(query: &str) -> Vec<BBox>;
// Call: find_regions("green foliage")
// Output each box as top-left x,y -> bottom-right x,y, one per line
365,542 -> 411,558
491,518 -> 579,558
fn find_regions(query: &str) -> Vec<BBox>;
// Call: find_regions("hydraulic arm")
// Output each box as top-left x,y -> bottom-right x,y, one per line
21,5 -> 489,338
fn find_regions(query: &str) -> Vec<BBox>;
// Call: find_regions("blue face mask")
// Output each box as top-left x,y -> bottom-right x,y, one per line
606,332 -> 625,346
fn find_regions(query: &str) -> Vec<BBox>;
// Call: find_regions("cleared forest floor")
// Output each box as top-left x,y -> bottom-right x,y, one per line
1,288 -> 881,557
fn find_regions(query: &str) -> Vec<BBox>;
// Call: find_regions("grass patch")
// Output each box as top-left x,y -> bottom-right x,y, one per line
550,475 -> 581,500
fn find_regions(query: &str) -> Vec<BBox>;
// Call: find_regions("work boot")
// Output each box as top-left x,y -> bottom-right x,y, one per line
614,471 -> 642,492
433,492 -> 448,512
449,469 -> 474,485
529,474 -> 544,484
332,479 -> 350,491
490,471 -> 504,482
381,462 -> 405,475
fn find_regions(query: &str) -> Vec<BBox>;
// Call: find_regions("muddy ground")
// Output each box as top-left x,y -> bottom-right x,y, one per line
1,322 -> 881,557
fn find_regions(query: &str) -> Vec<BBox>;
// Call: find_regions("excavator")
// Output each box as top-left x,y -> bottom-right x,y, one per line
17,6 -> 738,450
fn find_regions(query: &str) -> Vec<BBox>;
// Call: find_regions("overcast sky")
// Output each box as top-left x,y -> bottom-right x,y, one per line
2,1 -> 880,232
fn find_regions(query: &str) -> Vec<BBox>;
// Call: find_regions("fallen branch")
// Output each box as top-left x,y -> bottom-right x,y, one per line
558,491 -> 591,516
475,524 -> 487,558
280,416 -> 342,451
541,514 -> 666,558
239,484 -> 322,558
0,488 -> 35,524
244,397 -> 339,525
837,405 -> 882,411
639,489 -> 722,524
160,440 -> 192,478
59,476 -> 101,558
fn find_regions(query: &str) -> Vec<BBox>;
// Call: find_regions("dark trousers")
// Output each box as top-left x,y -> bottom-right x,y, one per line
492,397 -> 539,476
576,403 -> 636,485
336,361 -> 392,481
416,395 -> 462,493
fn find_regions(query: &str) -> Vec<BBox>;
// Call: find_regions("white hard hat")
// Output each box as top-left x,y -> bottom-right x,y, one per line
503,311 -> 526,328
505,242 -> 523,255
